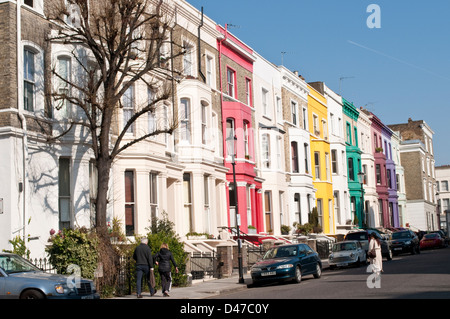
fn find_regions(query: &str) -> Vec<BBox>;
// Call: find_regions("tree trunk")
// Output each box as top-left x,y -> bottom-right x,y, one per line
95,155 -> 112,238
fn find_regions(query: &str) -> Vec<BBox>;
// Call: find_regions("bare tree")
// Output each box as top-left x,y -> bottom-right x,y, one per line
45,0 -> 184,241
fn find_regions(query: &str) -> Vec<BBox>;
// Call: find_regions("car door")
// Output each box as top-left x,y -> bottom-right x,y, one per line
301,244 -> 316,274
0,269 -> 13,299
356,242 -> 365,260
0,269 -> 5,296
297,245 -> 308,273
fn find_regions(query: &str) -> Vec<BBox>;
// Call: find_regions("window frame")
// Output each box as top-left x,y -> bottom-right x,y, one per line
180,98 -> 191,143
23,48 -> 36,112
122,84 -> 135,134
226,67 -> 236,98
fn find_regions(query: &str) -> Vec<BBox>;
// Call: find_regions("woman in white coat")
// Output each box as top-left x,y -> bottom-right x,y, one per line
368,232 -> 383,276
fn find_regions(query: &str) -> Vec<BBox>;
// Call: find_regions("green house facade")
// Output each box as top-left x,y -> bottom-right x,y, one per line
342,98 -> 364,227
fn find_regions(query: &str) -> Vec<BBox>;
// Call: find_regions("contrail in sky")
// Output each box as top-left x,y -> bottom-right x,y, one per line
347,40 -> 450,81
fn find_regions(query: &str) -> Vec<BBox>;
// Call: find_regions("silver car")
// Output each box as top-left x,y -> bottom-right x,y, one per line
328,241 -> 366,269
0,253 -> 100,299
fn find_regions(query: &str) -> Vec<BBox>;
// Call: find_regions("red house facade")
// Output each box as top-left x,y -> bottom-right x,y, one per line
217,25 -> 263,234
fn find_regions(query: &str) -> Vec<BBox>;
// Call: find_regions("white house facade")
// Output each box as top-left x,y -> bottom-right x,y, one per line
279,67 -> 315,228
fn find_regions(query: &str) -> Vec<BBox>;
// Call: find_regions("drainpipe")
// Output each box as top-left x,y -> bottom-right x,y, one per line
16,0 -> 28,244
218,24 -> 228,162
197,7 -> 205,83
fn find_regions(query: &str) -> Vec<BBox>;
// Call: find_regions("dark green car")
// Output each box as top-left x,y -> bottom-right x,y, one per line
250,244 -> 322,285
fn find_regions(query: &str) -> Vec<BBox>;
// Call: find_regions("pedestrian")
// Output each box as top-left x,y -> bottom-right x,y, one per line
368,232 -> 383,277
155,243 -> 178,297
133,237 -> 156,298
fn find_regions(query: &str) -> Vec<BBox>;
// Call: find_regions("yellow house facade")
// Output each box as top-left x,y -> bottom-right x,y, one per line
307,84 -> 335,234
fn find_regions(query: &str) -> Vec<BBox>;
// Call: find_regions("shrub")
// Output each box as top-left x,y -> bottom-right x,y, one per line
2,235 -> 30,259
46,227 -> 98,279
147,214 -> 188,288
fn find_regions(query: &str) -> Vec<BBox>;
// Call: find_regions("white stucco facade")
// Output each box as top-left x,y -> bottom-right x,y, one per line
253,53 -> 288,235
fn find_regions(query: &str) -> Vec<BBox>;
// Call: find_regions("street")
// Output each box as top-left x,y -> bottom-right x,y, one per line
211,247 -> 450,299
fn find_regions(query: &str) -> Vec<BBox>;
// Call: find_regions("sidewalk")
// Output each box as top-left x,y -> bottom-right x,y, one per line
111,275 -> 252,299
111,259 -> 329,300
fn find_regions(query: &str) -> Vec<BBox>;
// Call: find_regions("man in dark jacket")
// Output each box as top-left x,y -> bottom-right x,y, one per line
133,238 -> 156,298
155,243 -> 178,297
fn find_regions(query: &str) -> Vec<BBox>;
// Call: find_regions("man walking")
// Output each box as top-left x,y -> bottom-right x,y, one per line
133,237 -> 156,298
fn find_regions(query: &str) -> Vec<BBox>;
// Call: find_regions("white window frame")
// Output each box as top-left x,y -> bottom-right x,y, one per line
262,87 -> 269,117
122,84 -> 135,134
180,98 -> 191,143
262,133 -> 270,169
148,88 -> 156,136
183,40 -> 195,77
57,56 -> 72,118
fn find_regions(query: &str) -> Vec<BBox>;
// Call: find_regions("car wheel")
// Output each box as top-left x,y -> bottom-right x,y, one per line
20,289 -> 45,299
294,266 -> 302,283
313,263 -> 322,279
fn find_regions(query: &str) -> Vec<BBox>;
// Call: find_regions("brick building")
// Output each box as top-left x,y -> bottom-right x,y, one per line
388,118 -> 438,231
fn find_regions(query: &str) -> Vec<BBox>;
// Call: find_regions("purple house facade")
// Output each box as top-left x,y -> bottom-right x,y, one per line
362,110 -> 399,228
382,124 -> 400,228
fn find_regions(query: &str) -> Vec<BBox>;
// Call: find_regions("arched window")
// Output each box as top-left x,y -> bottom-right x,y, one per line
226,118 -> 235,157
23,48 -> 36,112
56,56 -> 72,117
23,42 -> 44,114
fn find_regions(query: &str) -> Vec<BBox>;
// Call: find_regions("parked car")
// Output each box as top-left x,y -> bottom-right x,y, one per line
328,241 -> 366,269
0,253 -> 100,299
430,230 -> 450,246
344,229 -> 393,261
420,233 -> 447,249
391,230 -> 420,255
251,244 -> 322,285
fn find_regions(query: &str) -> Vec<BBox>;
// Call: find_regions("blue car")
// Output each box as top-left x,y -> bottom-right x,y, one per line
251,244 -> 322,285
0,253 -> 100,299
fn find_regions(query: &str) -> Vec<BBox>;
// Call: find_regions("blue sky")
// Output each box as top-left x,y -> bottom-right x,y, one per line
187,0 -> 450,166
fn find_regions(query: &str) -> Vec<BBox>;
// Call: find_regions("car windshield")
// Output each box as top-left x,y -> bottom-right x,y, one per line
333,242 -> 356,252
346,232 -> 367,240
0,254 -> 41,274
263,246 -> 298,259
392,231 -> 410,239
424,233 -> 439,239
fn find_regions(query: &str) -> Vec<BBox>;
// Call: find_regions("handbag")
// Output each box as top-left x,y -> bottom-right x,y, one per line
368,249 -> 376,259
149,269 -> 156,288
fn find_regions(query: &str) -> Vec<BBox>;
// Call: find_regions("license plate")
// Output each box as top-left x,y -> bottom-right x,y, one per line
261,271 -> 276,276
81,295 -> 94,299
337,263 -> 348,267
394,248 -> 402,251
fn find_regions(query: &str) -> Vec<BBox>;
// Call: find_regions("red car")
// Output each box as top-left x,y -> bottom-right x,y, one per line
420,233 -> 445,249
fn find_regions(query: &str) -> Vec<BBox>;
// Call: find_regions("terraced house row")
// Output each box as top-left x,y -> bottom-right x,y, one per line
0,0 -> 440,259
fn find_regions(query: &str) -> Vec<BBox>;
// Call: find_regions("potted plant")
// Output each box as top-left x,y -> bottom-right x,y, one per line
247,225 -> 257,234
281,225 -> 291,235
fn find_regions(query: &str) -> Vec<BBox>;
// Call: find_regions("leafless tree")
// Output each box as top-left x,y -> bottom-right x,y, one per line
45,0 -> 184,242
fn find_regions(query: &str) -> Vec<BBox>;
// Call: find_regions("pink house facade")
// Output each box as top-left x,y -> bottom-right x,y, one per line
217,25 -> 264,234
